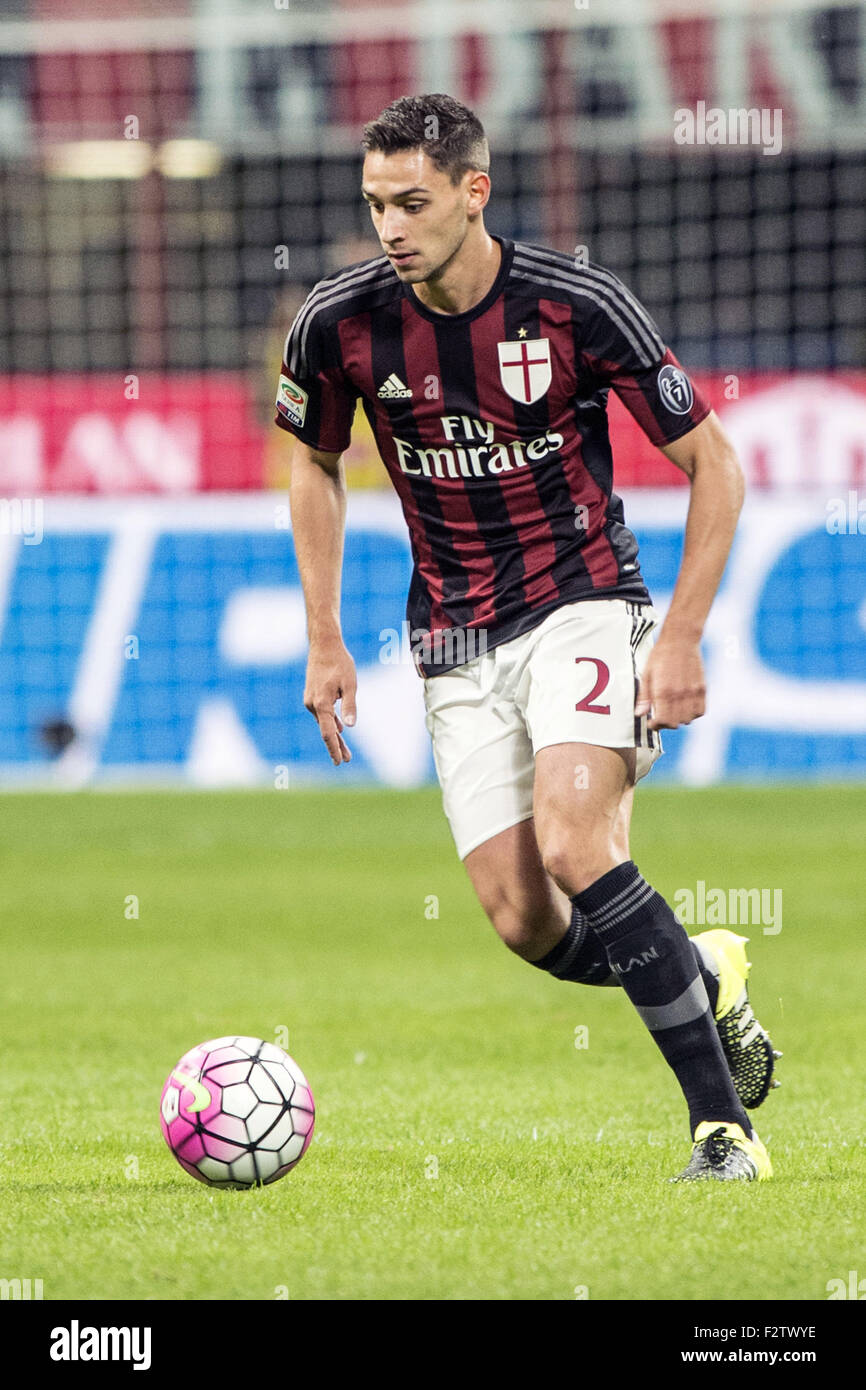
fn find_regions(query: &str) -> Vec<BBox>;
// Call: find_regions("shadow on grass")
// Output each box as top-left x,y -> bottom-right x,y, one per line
5,1179 -> 218,1194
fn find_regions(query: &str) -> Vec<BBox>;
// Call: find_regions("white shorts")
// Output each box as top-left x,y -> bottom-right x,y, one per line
422,599 -> 663,860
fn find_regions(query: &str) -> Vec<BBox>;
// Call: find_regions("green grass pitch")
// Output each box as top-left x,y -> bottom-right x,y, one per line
0,783 -> 863,1302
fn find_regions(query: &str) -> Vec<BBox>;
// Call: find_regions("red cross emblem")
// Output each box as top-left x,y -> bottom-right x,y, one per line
497,338 -> 552,404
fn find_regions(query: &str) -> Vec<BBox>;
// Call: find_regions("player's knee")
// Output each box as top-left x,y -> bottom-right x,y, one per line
540,840 -> 578,894
485,896 -> 557,959
541,841 -> 608,898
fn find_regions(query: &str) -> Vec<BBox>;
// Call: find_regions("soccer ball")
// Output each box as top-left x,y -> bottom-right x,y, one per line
160,1036 -> 315,1189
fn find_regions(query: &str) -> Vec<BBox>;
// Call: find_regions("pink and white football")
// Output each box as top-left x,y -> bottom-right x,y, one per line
160,1036 -> 315,1188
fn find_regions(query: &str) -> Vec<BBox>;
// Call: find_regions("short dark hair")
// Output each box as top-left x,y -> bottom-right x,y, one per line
361,94 -> 489,184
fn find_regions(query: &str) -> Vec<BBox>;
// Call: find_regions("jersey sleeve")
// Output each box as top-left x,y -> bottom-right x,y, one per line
579,269 -> 711,446
274,292 -> 356,454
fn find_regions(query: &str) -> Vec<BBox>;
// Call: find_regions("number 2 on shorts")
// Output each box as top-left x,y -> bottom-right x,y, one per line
574,657 -> 611,715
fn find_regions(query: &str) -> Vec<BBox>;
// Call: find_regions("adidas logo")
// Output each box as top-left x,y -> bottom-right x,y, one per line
377,373 -> 413,400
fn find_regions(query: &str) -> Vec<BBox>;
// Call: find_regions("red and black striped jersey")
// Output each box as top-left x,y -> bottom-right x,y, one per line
275,237 -> 710,677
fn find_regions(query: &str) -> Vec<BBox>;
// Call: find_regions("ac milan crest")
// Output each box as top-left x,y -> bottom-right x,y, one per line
497,338 -> 552,405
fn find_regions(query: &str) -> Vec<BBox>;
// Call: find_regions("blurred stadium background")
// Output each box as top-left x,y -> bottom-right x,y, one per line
1,0 -> 864,790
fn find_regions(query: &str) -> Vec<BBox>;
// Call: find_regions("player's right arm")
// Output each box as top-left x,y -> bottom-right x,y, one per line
274,287 -> 359,766
290,441 -> 357,766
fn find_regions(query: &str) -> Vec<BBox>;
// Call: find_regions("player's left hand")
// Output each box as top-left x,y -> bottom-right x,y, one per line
635,635 -> 706,731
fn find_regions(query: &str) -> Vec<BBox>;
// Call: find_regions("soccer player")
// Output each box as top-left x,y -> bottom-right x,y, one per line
276,94 -> 780,1182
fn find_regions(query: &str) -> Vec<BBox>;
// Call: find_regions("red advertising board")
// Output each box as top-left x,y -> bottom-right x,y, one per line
1,370 -> 865,493
0,374 -> 264,493
609,371 -> 866,490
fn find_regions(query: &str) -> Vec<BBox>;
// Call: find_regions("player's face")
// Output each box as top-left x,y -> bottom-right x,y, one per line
361,148 -> 482,284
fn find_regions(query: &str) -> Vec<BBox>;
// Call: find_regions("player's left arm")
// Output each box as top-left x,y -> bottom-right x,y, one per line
636,409 -> 744,731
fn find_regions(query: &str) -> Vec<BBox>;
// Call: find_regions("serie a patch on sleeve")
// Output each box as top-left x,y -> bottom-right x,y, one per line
276,374 -> 309,427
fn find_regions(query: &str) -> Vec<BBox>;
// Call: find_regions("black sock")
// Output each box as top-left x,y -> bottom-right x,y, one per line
532,904 -> 720,1008
530,906 -> 617,985
690,936 -> 720,1014
572,861 -> 750,1136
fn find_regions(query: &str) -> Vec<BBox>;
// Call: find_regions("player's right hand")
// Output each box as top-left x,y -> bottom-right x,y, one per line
303,639 -> 357,765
